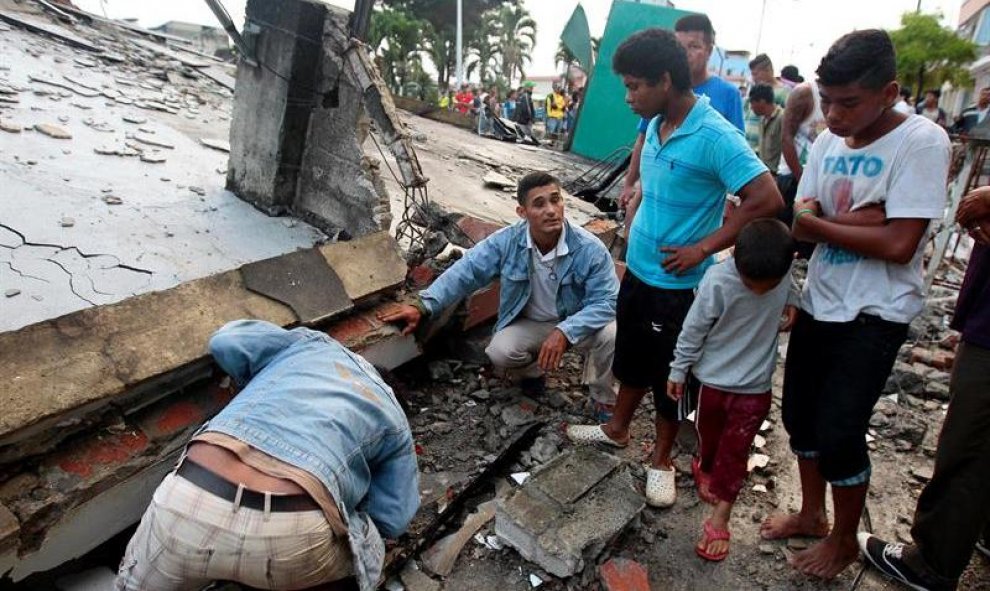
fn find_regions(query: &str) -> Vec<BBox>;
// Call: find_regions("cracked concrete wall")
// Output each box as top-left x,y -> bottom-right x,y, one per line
227,0 -> 391,238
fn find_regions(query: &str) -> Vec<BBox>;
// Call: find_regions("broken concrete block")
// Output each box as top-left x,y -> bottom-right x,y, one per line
421,500 -> 496,576
495,448 -> 645,577
0,503 -> 19,554
399,562 -> 440,591
482,171 -> 515,189
34,123 -> 72,139
0,120 -> 22,133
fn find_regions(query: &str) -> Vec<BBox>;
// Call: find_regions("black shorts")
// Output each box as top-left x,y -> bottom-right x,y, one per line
782,310 -> 908,485
612,270 -> 695,421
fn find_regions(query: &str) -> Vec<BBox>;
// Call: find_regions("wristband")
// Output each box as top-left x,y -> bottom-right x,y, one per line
795,208 -> 816,221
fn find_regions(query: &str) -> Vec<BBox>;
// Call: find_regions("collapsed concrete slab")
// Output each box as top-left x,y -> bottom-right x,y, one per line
0,232 -> 406,464
495,448 -> 645,578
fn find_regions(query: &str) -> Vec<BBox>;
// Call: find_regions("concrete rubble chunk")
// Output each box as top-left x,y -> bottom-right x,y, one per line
495,448 -> 645,577
139,153 -> 166,164
399,562 -> 440,591
482,171 -> 515,189
34,123 -> 71,139
0,502 -> 19,554
0,119 -> 22,133
421,500 -> 496,576
133,133 -> 174,149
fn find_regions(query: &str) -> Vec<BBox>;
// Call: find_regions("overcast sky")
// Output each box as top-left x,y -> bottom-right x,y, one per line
75,0 -> 962,80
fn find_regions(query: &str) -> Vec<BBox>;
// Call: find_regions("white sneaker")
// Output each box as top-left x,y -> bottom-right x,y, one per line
645,467 -> 676,508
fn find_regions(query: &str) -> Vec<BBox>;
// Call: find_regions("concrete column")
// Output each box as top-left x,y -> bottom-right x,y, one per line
227,0 -> 391,238
227,0 -> 326,213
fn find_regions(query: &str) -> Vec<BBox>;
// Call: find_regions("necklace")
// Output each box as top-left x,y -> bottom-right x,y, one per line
536,241 -> 560,282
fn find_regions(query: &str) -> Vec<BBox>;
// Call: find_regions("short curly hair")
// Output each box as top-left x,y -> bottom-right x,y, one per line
817,29 -> 896,90
612,28 -> 691,92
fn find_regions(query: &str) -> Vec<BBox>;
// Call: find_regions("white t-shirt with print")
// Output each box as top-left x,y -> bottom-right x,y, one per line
797,115 -> 950,323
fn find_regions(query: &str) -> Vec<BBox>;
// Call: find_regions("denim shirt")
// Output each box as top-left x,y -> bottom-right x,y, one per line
202,320 -> 419,591
420,220 -> 619,343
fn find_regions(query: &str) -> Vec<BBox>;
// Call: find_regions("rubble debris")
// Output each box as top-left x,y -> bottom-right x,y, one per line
139,153 -> 166,164
101,195 -> 123,205
59,217 -> 75,227
82,118 -> 114,132
132,133 -> 174,149
28,74 -> 100,98
399,562 -> 441,591
0,10 -> 104,53
529,573 -> 544,588
4,289 -> 21,298
0,120 -> 21,133
199,137 -> 230,152
496,448 -> 645,577
34,123 -> 71,139
510,472 -> 530,485
482,171 -> 516,190
600,558 -> 650,591
122,115 -> 147,125
911,466 -> 934,483
420,500 -> 496,576
94,145 -> 139,157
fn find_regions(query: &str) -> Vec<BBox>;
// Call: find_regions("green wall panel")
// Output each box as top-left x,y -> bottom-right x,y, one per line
571,1 -> 694,161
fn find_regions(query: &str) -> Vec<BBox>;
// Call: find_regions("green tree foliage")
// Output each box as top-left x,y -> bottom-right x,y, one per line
381,0 -> 519,88
368,6 -> 429,94
889,12 -> 978,93
466,10 -> 501,85
495,3 -> 536,84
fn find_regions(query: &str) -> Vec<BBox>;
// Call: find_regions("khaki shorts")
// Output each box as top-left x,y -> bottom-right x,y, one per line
114,472 -> 352,591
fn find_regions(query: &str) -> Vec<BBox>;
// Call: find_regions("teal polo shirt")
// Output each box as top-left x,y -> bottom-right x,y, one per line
627,96 -> 767,289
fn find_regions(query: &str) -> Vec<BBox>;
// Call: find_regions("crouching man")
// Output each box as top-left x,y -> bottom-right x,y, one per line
115,320 -> 419,591
383,171 -> 620,419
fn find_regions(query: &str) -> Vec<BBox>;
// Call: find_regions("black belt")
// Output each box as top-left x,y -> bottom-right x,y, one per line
176,459 -> 320,513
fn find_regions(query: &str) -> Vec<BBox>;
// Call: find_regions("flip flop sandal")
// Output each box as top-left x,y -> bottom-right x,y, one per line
696,520 -> 731,562
565,424 -> 629,448
692,458 -> 718,505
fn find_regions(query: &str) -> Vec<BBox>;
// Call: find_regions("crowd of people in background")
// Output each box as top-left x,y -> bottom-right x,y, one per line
436,79 -> 584,147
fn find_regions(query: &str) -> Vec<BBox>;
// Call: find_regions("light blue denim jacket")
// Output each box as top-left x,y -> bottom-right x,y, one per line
420,220 -> 619,343
201,320 -> 419,591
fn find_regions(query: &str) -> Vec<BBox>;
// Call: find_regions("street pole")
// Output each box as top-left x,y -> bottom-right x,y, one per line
755,0 -> 767,55
914,0 -> 924,106
455,0 -> 464,87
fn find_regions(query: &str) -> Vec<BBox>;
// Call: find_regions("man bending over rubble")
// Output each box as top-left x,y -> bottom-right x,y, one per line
114,319 -> 419,591
382,171 -> 620,420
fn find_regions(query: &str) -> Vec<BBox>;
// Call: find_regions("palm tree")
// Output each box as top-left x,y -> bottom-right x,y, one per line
424,26 -> 455,90
496,4 -> 536,85
466,10 -> 501,85
369,7 -> 428,94
555,41 -> 575,71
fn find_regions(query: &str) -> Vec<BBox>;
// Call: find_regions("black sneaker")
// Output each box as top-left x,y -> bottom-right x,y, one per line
519,376 -> 546,397
858,533 -> 945,591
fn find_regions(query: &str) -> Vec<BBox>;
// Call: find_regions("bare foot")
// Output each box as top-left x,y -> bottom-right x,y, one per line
788,534 -> 860,579
760,513 -> 829,540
